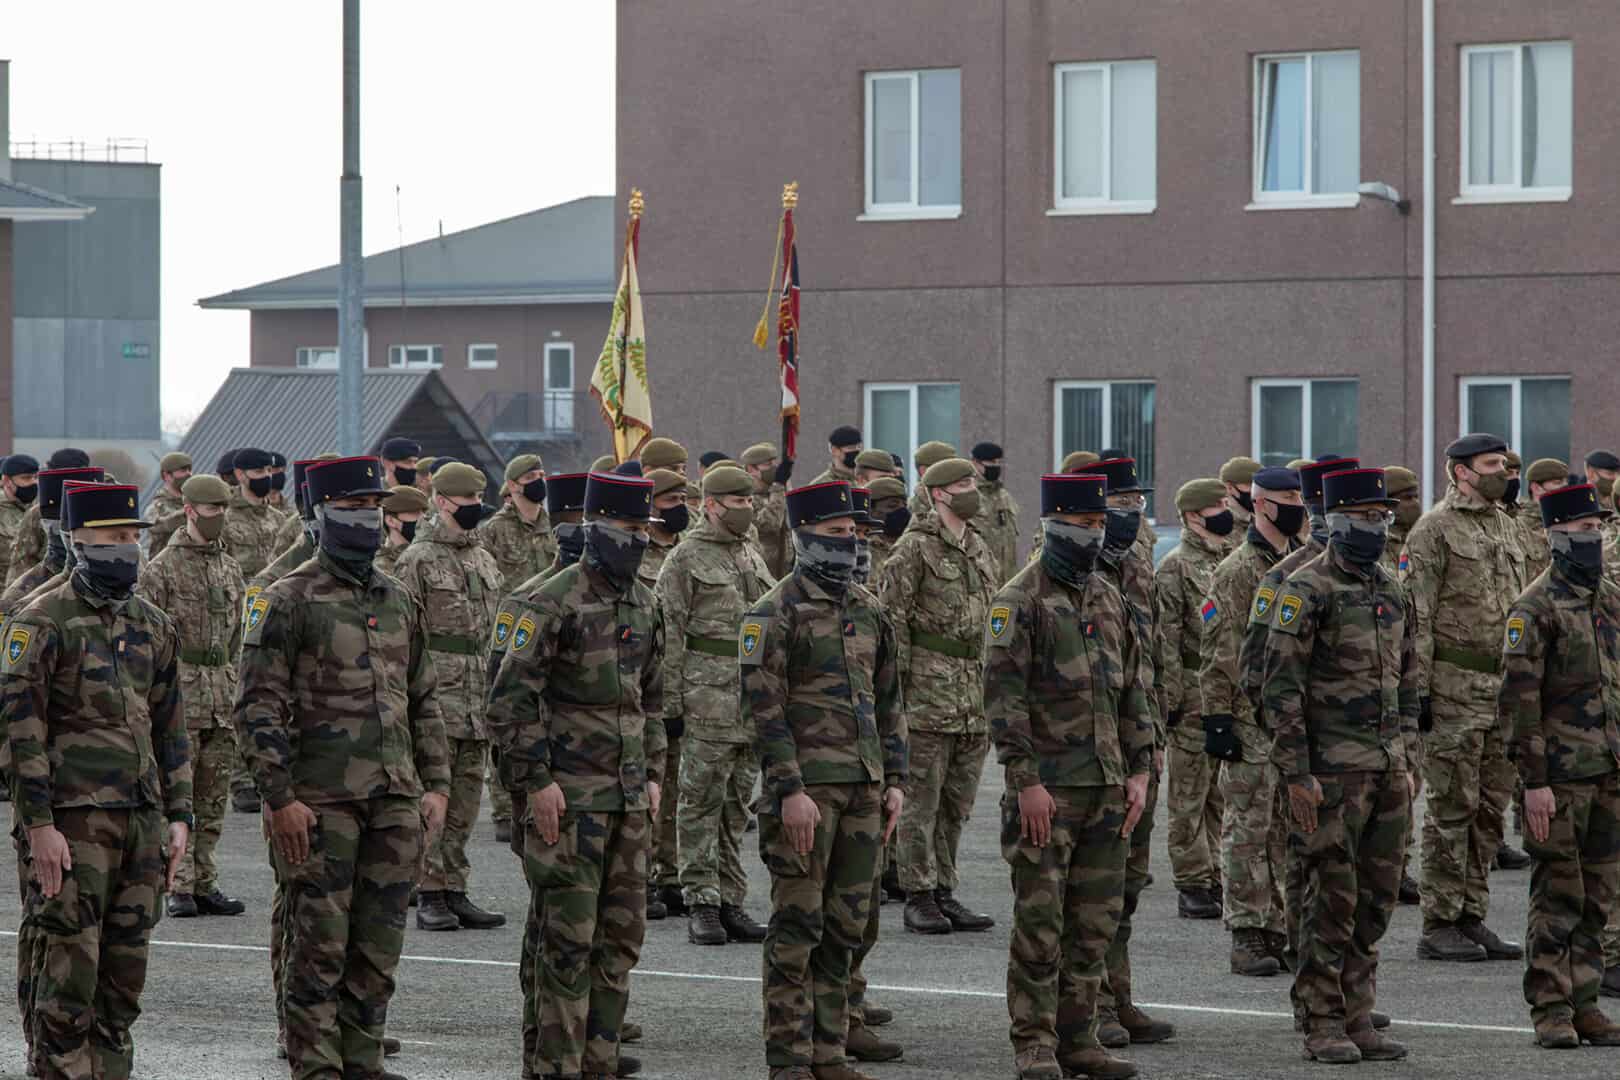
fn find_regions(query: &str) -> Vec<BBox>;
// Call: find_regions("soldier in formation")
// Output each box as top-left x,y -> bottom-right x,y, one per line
641,465 -> 690,921
971,442 -> 1021,585
741,442 -> 793,578
7,448 -> 92,587
0,454 -> 39,582
811,426 -> 862,485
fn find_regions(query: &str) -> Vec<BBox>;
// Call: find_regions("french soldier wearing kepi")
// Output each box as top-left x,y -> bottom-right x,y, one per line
233,455 -> 450,1080
1262,467 -> 1420,1064
1498,482 -> 1620,1049
2,466 -> 105,609
486,470 -> 666,1080
742,480 -> 906,1080
3,480 -> 192,1080
988,472 -> 1153,1080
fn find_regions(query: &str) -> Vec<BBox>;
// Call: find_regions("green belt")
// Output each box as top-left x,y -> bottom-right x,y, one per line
179,645 -> 228,667
1433,644 -> 1501,676
429,633 -> 484,656
1181,650 -> 1202,673
911,629 -> 980,660
686,634 -> 737,658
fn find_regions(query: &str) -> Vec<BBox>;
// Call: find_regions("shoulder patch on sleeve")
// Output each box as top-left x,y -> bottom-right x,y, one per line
512,613 -> 538,654
492,610 -> 515,649
242,594 -> 272,644
1252,585 -> 1276,621
988,605 -> 1013,643
739,617 -> 770,666
3,626 -> 32,671
1505,614 -> 1529,654
1273,592 -> 1306,635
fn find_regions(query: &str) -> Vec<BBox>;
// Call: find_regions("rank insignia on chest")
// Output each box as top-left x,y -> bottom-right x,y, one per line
246,595 -> 270,632
988,606 -> 1011,640
1253,586 -> 1275,618
741,621 -> 763,657
1506,616 -> 1526,650
513,614 -> 536,652
493,611 -> 515,647
6,627 -> 29,665
1277,594 -> 1303,627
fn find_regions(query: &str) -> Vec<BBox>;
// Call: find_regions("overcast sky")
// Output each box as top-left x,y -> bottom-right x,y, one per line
5,2 -> 615,427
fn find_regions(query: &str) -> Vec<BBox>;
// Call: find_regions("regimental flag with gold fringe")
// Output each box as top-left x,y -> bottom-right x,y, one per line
591,189 -> 653,463
753,182 -> 801,460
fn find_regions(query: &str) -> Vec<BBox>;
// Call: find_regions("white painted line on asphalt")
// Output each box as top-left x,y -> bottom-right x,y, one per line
0,930 -> 1538,1036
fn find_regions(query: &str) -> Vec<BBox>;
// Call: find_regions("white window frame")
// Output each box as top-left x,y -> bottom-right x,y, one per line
467,343 -> 498,370
862,380 -> 961,493
387,344 -> 443,370
860,70 -> 963,222
1250,377 -> 1359,463
295,346 -> 338,370
1458,375 -> 1570,448
544,342 -> 576,432
1248,50 -> 1361,212
1051,379 -> 1158,520
1049,61 -> 1157,217
1456,42 -> 1574,206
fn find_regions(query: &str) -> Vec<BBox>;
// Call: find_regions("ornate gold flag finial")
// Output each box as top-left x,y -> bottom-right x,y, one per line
782,182 -> 799,210
628,189 -> 645,219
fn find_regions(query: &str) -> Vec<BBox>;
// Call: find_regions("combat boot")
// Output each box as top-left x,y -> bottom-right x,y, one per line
1013,1046 -> 1061,1079
1493,841 -> 1532,870
621,1021 -> 642,1043
415,891 -> 459,931
615,1054 -> 642,1077
1095,1008 -> 1130,1049
1301,1031 -> 1361,1064
1416,923 -> 1486,961
882,861 -> 905,903
195,889 -> 246,916
658,884 -> 688,917
845,1023 -> 903,1062
1117,1003 -> 1175,1044
1535,1016 -> 1579,1049
1574,1006 -> 1620,1046
1457,917 -> 1523,960
935,888 -> 995,931
721,902 -> 768,942
1602,965 -> 1620,998
166,893 -> 199,918
862,1002 -> 893,1027
1263,929 -> 1292,971
494,819 -> 512,845
903,891 -> 952,934
1347,1027 -> 1407,1060
1056,1046 -> 1139,1078
767,1067 -> 814,1080
809,1063 -> 879,1080
688,904 -> 727,945
1229,929 -> 1282,976
231,787 -> 261,813
1371,1011 -> 1391,1030
645,884 -> 666,921
1398,873 -> 1421,905
445,891 -> 506,929
1176,887 -> 1220,919
383,1035 -> 401,1055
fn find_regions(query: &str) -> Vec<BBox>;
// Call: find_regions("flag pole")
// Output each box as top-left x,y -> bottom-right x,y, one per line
778,182 -> 798,465
618,190 -> 644,462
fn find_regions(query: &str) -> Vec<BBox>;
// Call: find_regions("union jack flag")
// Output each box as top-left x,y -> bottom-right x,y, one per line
776,202 -> 801,459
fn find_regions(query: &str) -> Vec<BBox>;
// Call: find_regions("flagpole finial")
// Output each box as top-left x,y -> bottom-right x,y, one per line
781,182 -> 799,210
628,189 -> 645,220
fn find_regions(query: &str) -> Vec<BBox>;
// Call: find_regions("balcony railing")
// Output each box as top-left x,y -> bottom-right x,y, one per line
471,391 -> 588,442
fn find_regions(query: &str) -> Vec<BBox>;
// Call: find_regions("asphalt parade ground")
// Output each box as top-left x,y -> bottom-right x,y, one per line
0,768 -> 1601,1080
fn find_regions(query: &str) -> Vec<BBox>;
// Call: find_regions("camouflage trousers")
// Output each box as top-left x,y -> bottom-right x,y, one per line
525,808 -> 649,1078
1607,919 -> 1620,971
897,730 -> 988,894
1521,773 -> 1620,1024
421,737 -> 485,892
848,840 -> 888,1031
1167,741 -> 1224,890
760,782 -> 880,1068
1101,771 -> 1158,1010
280,796 -> 423,1080
26,806 -> 165,1080
678,737 -> 759,908
174,726 -> 233,895
1421,721 -> 1513,927
1002,785 -> 1127,1056
651,734 -> 683,888
508,791 -> 545,1078
1221,759 -> 1287,933
13,823 -> 42,1073
488,744 -> 513,824
1289,770 -> 1408,1037
263,814 -> 292,1050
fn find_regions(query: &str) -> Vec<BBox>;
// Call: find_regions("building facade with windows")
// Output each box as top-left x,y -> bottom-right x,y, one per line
617,1 -> 1617,535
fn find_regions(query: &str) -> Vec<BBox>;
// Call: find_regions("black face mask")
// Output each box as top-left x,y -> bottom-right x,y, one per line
982,465 -> 1002,484
14,483 -> 37,506
248,475 -> 273,499
841,449 -> 859,469
1550,529 -> 1603,582
1233,489 -> 1254,515
74,542 -> 141,600
660,503 -> 691,534
1042,520 -> 1103,587
882,507 -> 911,539
1501,478 -> 1521,507
554,521 -> 585,566
521,477 -> 546,504
1267,502 -> 1307,538
1103,508 -> 1141,559
1201,509 -> 1235,537
1327,513 -> 1387,566
43,522 -> 67,573
584,520 -> 648,587
399,519 -> 417,543
448,502 -> 484,532
1306,504 -> 1329,546
320,505 -> 383,556
270,471 -> 286,491
394,466 -> 418,488
793,530 -> 859,592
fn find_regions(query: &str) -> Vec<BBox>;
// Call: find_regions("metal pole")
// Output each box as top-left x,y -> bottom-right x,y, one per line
1421,0 -> 1436,508
338,0 -> 365,455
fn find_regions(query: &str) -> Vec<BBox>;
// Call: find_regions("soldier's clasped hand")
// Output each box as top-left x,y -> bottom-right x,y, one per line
270,800 -> 319,865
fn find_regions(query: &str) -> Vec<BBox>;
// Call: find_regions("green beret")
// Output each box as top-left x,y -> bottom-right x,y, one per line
1503,449 -> 1522,470
914,441 -> 958,470
703,465 -> 754,498
416,456 -> 437,473
868,476 -> 907,501
855,449 -> 898,472
1061,451 -> 1100,474
1286,458 -> 1312,471
640,437 -> 688,470
1219,456 -> 1261,486
1527,457 -> 1570,486
1382,466 -> 1419,497
432,462 -> 487,498
160,452 -> 193,474
180,474 -> 232,506
647,468 -> 686,498
703,458 -> 743,474
590,454 -> 618,472
922,457 -> 975,489
382,485 -> 430,513
504,454 -> 543,483
740,443 -> 778,467
1175,478 -> 1228,514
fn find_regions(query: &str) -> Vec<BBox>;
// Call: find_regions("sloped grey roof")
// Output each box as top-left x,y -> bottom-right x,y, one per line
0,176 -> 93,220
198,195 -> 614,310
156,367 -> 505,502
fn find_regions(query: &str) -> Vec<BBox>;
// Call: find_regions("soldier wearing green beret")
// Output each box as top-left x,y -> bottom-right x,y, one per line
866,476 -> 908,581
907,440 -> 959,520
139,452 -> 188,558
480,453 -> 558,596
376,483 -> 429,579
742,442 -> 794,579
642,467 -> 692,920
853,448 -> 900,489
1220,456 -> 1263,534
1521,458 -> 1570,581
1378,464 -> 1425,906
639,436 -> 689,477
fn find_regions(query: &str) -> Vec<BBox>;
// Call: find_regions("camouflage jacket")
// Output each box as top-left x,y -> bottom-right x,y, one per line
985,559 -> 1155,791
0,490 -> 29,583
1240,534 -> 1327,714
1102,527 -> 1162,743
975,478 -> 1022,586
655,518 -> 775,739
638,533 -> 677,595
877,514 -> 996,733
478,501 -> 557,593
741,572 -> 905,804
5,503 -> 42,586
135,529 -> 245,732
233,550 -> 449,809
223,494 -> 287,580
1262,546 -> 1422,781
253,535 -> 316,593
1154,528 -> 1226,749
1376,521 -> 1412,581
1,574 -> 191,829
1400,486 -> 1527,715
810,462 -> 857,486
393,519 -> 503,740
1199,530 -> 1290,761
754,484 -> 793,579
142,489 -> 185,556
1499,564 -> 1620,787
269,509 -> 304,557
147,509 -> 186,558
1514,502 -> 1552,583
486,560 -> 666,812
374,540 -> 407,580
0,554 -> 62,623
866,532 -> 898,584
485,556 -> 572,684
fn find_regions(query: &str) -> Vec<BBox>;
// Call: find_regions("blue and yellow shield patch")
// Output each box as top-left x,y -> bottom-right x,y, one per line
6,628 -> 30,665
246,595 -> 270,632
493,611 -> 514,648
1277,594 -> 1303,627
989,606 -> 1011,640
1253,586 -> 1276,619
513,614 -> 536,652
741,621 -> 763,658
1506,616 -> 1525,650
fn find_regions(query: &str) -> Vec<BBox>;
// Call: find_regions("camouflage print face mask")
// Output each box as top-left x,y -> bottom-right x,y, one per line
584,519 -> 648,586
554,521 -> 585,565
74,542 -> 141,597
793,529 -> 858,590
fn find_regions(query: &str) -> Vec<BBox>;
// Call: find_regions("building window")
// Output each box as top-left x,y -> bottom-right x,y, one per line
1252,378 -> 1360,468
1461,376 -> 1570,465
863,382 -> 961,490
1052,60 -> 1157,215
862,69 -> 962,220
1252,51 -> 1360,207
387,344 -> 443,369
1053,380 -> 1157,517
295,346 -> 338,370
1459,42 -> 1572,202
544,342 -> 575,432
467,343 -> 498,370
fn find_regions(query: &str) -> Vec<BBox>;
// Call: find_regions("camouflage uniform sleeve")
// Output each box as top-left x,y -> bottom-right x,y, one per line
405,591 -> 449,796
1,615 -> 61,827
1198,564 -> 1243,717
148,610 -> 193,823
1153,558 -> 1187,714
1497,600 -> 1548,788
135,556 -> 170,615
233,588 -> 300,810
1398,586 -> 1423,774
743,602 -> 800,802
876,604 -> 906,787
486,597 -> 561,794
1262,581 -> 1320,781
1400,520 -> 1445,695
4,524 -> 32,586
643,598 -> 667,783
653,550 -> 690,718
1119,596 -> 1156,776
986,591 -> 1039,790
875,536 -> 919,679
